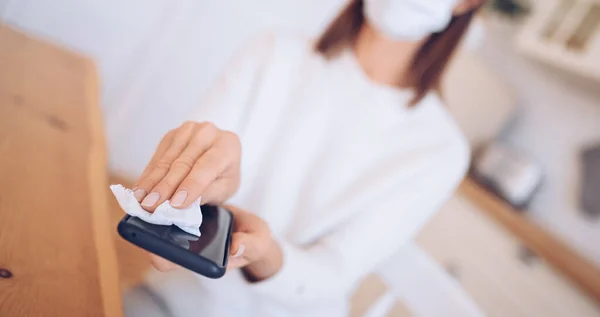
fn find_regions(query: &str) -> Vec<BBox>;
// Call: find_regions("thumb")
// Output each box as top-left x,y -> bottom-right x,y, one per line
227,231 -> 264,269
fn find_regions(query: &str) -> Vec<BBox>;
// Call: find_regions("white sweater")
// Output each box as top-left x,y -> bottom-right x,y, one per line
145,33 -> 470,317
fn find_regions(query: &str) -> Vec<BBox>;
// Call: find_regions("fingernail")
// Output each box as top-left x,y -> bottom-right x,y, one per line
133,188 -> 147,202
170,190 -> 188,207
232,244 -> 245,258
141,192 -> 160,207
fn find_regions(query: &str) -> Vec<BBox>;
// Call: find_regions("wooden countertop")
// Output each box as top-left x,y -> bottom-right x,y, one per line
0,25 -> 122,316
460,177 -> 600,304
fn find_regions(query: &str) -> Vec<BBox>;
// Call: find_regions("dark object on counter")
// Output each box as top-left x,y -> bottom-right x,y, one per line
581,144 -> 600,219
0,268 -> 13,279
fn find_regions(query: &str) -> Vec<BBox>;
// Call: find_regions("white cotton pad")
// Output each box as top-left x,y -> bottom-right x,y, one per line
109,184 -> 203,236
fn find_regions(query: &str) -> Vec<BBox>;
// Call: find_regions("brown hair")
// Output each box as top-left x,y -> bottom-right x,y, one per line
315,0 -> 480,106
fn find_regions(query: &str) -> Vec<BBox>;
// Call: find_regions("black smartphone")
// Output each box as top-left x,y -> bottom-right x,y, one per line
117,205 -> 234,279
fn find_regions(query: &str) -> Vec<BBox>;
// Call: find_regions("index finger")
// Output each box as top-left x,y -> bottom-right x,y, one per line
171,145 -> 229,208
132,130 -> 175,201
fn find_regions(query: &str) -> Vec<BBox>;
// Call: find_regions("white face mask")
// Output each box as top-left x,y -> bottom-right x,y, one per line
363,0 -> 459,41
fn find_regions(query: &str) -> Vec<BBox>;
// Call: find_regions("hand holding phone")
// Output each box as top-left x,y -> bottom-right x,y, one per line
120,121 -> 242,278
147,205 -> 275,275
121,122 -> 279,278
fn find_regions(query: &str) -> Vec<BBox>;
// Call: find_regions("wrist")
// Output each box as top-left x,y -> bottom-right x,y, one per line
242,237 -> 283,282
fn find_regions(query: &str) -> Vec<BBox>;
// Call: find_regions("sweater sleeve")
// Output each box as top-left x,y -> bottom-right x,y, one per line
247,138 -> 470,306
190,33 -> 274,133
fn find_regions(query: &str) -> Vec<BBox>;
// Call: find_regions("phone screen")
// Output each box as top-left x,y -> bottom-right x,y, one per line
123,205 -> 232,266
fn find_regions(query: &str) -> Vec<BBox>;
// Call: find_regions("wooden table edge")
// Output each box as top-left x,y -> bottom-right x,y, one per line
459,177 -> 600,304
84,59 -> 124,316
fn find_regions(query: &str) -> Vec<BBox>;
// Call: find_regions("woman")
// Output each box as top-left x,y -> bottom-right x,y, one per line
129,0 -> 483,316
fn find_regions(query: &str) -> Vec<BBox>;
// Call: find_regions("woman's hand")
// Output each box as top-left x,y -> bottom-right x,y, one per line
151,205 -> 282,280
225,205 -> 276,270
133,121 -> 241,211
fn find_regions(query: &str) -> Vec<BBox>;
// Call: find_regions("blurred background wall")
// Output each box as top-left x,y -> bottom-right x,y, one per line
0,0 -> 345,177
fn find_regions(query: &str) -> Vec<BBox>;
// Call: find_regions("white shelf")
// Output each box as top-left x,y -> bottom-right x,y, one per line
516,0 -> 600,81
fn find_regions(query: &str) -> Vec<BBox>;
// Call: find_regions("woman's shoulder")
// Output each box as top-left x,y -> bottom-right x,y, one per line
409,93 -> 471,166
